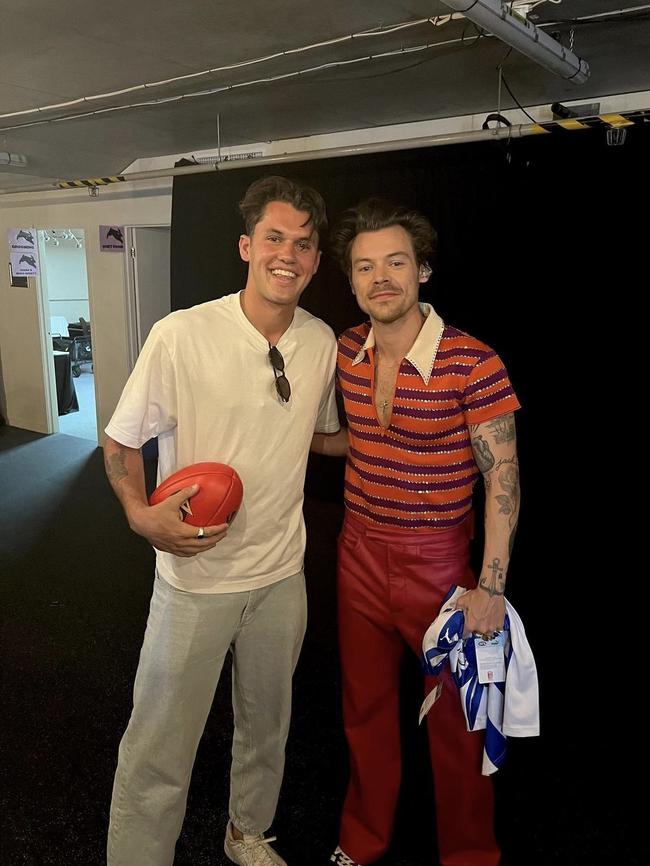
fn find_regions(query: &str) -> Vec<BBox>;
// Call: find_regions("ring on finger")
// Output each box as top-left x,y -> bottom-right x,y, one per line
196,526 -> 205,539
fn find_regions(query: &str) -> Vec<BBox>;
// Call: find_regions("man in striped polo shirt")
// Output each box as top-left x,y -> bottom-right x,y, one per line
327,199 -> 521,866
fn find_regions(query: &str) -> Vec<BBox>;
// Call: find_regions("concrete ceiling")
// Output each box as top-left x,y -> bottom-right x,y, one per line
1,0 -> 649,191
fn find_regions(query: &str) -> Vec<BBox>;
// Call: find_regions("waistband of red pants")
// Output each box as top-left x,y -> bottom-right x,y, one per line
342,509 -> 475,546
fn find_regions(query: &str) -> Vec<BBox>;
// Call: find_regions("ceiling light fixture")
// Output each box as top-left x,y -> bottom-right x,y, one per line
0,151 -> 28,167
441,0 -> 590,83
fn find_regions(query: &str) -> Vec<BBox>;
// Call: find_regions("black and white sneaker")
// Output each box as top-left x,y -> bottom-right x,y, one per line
329,846 -> 361,866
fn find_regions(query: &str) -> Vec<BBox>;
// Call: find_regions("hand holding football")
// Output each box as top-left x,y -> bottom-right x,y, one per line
149,462 -> 243,527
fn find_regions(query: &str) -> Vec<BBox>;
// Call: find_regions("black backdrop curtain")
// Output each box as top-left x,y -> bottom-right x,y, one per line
170,126 -> 645,811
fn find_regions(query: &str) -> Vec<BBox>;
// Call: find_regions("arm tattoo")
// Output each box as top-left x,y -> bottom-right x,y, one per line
472,420 -> 521,568
487,413 -> 516,444
495,458 -> 520,518
106,449 -> 129,484
471,434 -> 495,473
479,557 -> 505,597
495,457 -> 520,555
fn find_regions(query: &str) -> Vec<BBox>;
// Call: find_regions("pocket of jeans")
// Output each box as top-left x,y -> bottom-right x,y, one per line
416,544 -> 467,564
338,527 -> 363,555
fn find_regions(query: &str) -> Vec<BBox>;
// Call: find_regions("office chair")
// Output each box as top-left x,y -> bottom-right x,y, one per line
70,317 -> 92,377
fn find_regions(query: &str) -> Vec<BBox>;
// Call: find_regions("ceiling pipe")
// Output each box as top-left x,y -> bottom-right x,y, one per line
2,103 -> 639,199
441,1 -> 590,83
0,120 -> 556,197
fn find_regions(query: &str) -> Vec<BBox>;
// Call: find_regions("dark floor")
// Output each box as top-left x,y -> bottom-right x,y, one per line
0,425 -> 643,865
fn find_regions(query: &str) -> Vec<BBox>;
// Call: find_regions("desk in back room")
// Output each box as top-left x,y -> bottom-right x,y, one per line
53,351 -> 79,416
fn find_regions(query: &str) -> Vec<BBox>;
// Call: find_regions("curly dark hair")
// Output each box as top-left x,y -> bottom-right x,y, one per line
239,175 -> 328,241
330,198 -> 437,275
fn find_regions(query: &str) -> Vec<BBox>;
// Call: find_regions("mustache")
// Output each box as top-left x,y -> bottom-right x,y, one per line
368,286 -> 400,298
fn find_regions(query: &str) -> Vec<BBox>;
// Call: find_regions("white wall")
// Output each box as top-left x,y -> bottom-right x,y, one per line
41,233 -> 90,324
0,179 -> 172,436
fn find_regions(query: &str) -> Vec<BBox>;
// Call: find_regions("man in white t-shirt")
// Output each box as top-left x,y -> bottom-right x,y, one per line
103,176 -> 344,866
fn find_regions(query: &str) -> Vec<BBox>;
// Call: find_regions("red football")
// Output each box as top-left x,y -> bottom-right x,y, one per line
149,462 -> 243,527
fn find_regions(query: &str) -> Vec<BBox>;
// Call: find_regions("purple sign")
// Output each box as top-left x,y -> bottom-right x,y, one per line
8,228 -> 39,275
99,225 -> 125,252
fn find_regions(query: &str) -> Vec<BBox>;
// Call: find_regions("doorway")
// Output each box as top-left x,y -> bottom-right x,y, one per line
39,228 -> 97,441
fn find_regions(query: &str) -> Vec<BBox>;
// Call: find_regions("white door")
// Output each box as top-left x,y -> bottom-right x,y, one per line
127,226 -> 171,363
0,237 -> 57,433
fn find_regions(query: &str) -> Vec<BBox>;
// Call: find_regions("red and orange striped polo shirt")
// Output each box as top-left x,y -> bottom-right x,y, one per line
337,304 -> 520,530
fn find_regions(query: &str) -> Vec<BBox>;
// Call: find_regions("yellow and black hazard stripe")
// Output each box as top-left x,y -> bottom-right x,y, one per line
57,175 -> 126,189
528,109 -> 649,135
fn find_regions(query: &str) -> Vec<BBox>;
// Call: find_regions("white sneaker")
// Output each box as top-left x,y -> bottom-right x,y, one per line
224,820 -> 288,866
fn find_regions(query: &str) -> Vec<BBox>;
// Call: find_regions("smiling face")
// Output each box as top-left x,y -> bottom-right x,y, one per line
349,224 -> 429,325
239,200 -> 321,310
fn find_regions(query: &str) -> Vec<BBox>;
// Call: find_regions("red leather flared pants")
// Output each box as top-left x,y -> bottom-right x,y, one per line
337,513 -> 500,866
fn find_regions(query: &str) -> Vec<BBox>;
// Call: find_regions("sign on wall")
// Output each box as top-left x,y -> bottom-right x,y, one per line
7,228 -> 40,276
99,225 -> 125,252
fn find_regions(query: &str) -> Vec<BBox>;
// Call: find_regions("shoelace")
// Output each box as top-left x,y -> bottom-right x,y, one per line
232,833 -> 279,864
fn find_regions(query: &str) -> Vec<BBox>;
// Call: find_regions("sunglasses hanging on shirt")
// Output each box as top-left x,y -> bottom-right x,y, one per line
268,344 -> 291,402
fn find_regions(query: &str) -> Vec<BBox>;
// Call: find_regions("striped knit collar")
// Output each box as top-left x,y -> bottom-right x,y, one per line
351,302 -> 444,385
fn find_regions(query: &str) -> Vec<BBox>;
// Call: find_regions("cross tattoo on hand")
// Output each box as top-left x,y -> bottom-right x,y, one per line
488,558 -> 501,581
479,557 -> 505,597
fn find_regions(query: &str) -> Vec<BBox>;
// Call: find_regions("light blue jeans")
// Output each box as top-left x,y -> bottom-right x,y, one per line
107,569 -> 307,866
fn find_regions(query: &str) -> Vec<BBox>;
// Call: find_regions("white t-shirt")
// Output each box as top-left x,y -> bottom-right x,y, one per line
105,291 -> 339,593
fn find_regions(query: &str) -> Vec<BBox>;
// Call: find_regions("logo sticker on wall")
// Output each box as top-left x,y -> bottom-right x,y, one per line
7,228 -> 40,276
100,225 -> 125,252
